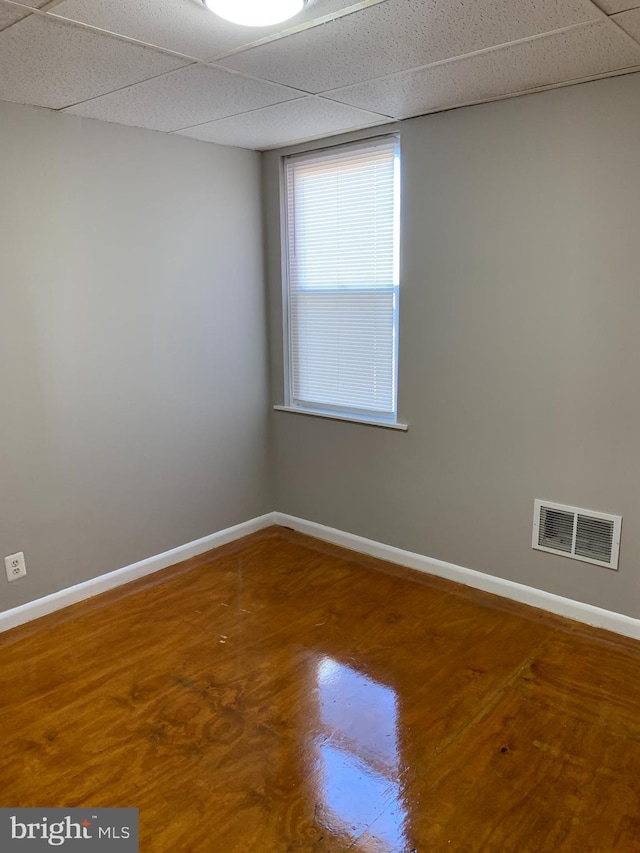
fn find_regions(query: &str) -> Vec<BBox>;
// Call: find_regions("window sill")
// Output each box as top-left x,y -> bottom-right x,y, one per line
273,405 -> 408,431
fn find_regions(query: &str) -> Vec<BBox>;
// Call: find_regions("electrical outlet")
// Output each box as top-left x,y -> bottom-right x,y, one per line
5,551 -> 26,582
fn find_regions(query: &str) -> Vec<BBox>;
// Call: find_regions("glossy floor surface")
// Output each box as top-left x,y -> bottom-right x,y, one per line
2,527 -> 640,851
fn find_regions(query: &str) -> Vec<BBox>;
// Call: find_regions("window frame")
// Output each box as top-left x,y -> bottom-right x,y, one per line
279,134 -> 404,430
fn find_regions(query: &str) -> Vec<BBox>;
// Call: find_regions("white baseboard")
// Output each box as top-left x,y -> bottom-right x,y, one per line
3,510 -> 639,642
0,513 -> 277,635
274,512 -> 640,641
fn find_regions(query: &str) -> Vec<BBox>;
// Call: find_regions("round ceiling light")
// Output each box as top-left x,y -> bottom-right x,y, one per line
202,0 -> 306,27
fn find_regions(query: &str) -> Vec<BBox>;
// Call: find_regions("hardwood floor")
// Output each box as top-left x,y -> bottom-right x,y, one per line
1,526 -> 640,851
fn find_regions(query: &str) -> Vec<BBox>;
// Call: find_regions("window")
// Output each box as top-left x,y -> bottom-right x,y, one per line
281,136 -> 401,426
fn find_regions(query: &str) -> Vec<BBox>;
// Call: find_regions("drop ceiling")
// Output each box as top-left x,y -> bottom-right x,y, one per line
1,0 -> 640,150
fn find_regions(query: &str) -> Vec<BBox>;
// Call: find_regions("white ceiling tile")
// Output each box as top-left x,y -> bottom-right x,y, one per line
612,8 -> 640,42
50,0 -> 360,62
219,0 -> 602,93
0,0 -> 30,31
176,97 -> 391,149
64,64 -> 302,132
0,14 -> 187,109
593,0 -> 640,13
325,20 -> 640,118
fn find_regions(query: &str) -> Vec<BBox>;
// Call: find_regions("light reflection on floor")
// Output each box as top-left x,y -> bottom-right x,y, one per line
315,656 -> 407,851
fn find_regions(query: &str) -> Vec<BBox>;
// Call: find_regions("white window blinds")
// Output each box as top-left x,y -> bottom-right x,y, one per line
284,136 -> 400,421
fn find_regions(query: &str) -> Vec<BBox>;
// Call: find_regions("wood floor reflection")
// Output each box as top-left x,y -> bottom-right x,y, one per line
2,526 -> 640,851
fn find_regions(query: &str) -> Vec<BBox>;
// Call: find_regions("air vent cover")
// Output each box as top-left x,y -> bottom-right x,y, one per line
532,500 -> 621,570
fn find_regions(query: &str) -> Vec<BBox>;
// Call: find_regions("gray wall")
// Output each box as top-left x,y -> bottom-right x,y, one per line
0,101 -> 270,610
264,73 -> 640,619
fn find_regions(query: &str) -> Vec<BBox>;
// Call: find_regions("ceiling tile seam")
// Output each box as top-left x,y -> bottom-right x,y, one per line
0,0 -> 44,9
0,12 -> 31,35
196,60 -> 312,94
586,0 -> 624,12
205,0 -> 389,62
608,11 -> 640,49
315,19 -> 623,97
0,0 -> 65,10
57,63 -> 201,112
38,0 -> 66,10
164,98 -> 308,133
310,93 -> 395,119
165,94 -> 390,135
161,95 -> 312,133
57,56 -> 314,114
586,0 -> 640,13
396,63 -> 640,123
582,0 -> 615,18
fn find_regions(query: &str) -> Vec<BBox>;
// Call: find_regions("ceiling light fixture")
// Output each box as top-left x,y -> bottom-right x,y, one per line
202,0 -> 306,27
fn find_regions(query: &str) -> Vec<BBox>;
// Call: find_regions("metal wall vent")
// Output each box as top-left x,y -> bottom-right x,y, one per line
532,499 -> 622,570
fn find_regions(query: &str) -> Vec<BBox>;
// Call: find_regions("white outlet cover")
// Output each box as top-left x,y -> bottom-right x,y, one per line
4,551 -> 27,582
